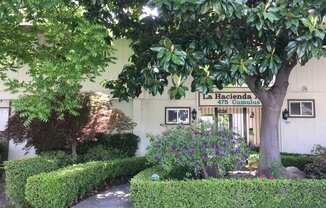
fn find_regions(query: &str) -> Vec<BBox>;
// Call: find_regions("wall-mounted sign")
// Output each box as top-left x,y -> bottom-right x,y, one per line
199,91 -> 262,107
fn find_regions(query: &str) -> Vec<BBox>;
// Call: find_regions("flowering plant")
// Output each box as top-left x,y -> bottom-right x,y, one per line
146,122 -> 249,179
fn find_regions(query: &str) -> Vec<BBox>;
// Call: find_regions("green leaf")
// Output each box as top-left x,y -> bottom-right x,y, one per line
171,54 -> 185,66
265,12 -> 279,22
151,47 -> 163,52
315,30 -> 325,40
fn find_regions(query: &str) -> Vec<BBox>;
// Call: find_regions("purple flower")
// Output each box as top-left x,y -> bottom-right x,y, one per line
212,144 -> 220,154
233,146 -> 240,153
201,155 -> 208,162
171,144 -> 177,150
154,155 -> 161,161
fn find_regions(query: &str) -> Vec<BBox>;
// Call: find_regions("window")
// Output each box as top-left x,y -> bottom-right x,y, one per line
165,107 -> 190,125
288,99 -> 315,118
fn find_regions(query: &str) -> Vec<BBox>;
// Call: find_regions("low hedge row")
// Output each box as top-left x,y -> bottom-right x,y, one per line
25,157 -> 147,208
131,168 -> 326,208
4,157 -> 63,208
281,154 -> 313,170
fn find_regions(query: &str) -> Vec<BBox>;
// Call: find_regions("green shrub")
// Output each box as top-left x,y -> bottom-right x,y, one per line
131,168 -> 326,208
25,157 -> 147,208
147,123 -> 248,179
4,157 -> 61,208
245,153 -> 313,171
0,142 -> 6,162
78,133 -> 139,157
104,133 -> 139,157
0,142 -> 6,177
40,151 -> 77,167
305,145 -> 326,179
4,152 -> 75,208
78,145 -> 126,163
281,154 -> 313,171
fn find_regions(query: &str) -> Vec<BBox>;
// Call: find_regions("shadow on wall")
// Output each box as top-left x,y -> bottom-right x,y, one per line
7,140 -> 36,161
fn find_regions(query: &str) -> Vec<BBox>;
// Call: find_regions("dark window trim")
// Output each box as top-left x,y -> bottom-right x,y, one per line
287,99 -> 316,118
165,107 -> 191,125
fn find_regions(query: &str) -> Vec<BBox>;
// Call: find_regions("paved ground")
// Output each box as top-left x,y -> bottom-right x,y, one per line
0,177 -> 9,208
74,184 -> 132,208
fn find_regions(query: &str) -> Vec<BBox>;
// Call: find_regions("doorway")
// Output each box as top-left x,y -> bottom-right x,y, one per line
200,106 -> 262,146
217,113 -> 232,131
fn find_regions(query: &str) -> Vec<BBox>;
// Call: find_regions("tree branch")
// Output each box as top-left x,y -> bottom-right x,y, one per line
270,58 -> 297,97
246,75 -> 268,101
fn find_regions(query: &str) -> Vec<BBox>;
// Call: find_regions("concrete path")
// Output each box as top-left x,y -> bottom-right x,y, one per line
0,177 -> 9,208
74,184 -> 132,208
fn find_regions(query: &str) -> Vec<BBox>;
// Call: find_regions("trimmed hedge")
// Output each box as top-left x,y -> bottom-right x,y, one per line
131,168 -> 326,208
281,154 -> 313,170
25,157 -> 147,208
4,157 -> 62,208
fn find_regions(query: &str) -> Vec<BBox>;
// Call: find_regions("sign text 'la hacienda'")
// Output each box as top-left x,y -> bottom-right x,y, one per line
199,92 -> 262,107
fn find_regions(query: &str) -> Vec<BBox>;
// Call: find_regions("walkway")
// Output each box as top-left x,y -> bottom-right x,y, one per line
74,184 -> 132,208
0,177 -> 9,208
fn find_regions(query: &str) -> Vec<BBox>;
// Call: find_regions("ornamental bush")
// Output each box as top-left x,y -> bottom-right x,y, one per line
6,92 -> 136,155
4,155 -> 73,208
78,133 -> 139,157
246,153 -> 313,171
305,145 -> 326,179
78,145 -> 126,163
281,153 -> 313,171
147,123 -> 249,179
131,168 -> 326,208
0,142 -> 6,177
25,157 -> 147,208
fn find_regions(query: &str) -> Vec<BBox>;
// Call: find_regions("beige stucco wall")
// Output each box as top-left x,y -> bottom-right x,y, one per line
280,58 -> 326,154
2,39 -> 326,159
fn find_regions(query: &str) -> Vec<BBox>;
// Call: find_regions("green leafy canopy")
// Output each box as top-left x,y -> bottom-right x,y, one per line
0,0 -> 114,123
94,0 -> 326,100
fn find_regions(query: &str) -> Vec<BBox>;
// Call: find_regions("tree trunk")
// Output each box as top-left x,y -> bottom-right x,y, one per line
259,101 -> 283,177
246,63 -> 295,177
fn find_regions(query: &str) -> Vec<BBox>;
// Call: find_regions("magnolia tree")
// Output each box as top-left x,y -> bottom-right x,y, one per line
6,92 -> 136,155
81,0 -> 326,176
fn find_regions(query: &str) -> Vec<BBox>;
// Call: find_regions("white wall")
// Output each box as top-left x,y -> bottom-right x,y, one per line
280,58 -> 326,154
8,140 -> 36,160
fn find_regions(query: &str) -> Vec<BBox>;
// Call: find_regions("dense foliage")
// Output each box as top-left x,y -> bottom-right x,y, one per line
281,153 -> 313,171
147,123 -> 248,178
0,142 -> 6,177
305,145 -> 326,179
83,0 -> 326,175
79,133 -> 139,157
91,0 -> 326,100
4,155 -> 73,208
25,157 -> 148,208
1,0 -> 113,123
78,145 -> 125,163
131,167 -> 326,208
0,142 -> 6,162
247,153 -> 313,171
6,92 -> 136,154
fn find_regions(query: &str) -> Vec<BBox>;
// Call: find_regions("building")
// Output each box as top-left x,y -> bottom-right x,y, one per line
1,39 -> 326,160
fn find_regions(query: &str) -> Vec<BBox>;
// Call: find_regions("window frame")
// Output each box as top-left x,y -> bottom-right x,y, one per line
287,99 -> 316,118
165,107 -> 191,125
